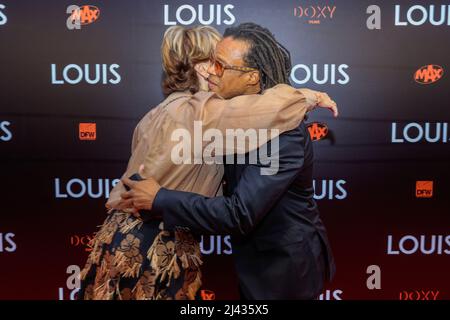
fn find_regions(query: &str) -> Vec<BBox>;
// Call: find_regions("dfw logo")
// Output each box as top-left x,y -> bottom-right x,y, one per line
0,4 -> 6,26
79,123 -> 96,140
66,5 -> 100,30
416,181 -> 433,198
367,4 -> 450,30
164,4 -> 235,26
0,120 -> 12,142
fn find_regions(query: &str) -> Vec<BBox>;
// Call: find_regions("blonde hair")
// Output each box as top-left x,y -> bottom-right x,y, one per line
161,25 -> 222,95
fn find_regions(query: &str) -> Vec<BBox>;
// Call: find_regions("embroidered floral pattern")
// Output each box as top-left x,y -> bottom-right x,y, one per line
78,210 -> 202,300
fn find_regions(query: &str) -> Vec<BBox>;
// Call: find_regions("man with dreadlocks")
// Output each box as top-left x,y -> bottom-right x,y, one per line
119,23 -> 336,299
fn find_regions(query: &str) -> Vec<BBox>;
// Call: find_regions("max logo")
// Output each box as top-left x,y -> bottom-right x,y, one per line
307,122 -> 328,141
67,5 -> 100,30
414,65 -> 443,84
200,290 -> 216,300
399,290 -> 439,300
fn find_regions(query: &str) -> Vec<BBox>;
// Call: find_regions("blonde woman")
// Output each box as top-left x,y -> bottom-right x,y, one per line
78,25 -> 337,300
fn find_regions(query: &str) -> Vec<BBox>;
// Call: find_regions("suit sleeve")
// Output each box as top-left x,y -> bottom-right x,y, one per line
152,127 -> 306,236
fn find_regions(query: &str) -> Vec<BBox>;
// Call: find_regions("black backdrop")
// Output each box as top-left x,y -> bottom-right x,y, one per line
0,0 -> 449,300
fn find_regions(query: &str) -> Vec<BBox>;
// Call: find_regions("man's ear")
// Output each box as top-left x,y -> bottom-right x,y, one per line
194,62 -> 210,80
247,70 -> 260,86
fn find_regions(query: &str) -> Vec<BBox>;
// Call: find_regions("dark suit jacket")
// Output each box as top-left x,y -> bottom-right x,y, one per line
152,122 -> 336,299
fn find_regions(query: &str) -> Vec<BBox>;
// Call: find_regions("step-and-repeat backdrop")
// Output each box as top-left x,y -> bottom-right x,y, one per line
1,0 -> 449,300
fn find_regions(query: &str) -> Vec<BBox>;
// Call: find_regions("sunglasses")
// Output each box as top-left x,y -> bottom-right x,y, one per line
210,55 -> 258,77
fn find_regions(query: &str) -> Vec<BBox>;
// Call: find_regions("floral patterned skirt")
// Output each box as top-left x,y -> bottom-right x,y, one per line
78,210 -> 203,300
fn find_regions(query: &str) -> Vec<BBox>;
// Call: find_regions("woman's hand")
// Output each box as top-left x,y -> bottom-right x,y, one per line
299,88 -> 338,117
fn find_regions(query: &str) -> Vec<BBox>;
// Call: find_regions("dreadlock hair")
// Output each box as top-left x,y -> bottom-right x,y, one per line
223,22 -> 292,91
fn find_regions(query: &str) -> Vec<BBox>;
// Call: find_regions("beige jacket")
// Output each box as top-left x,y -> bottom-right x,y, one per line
106,84 -> 316,208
